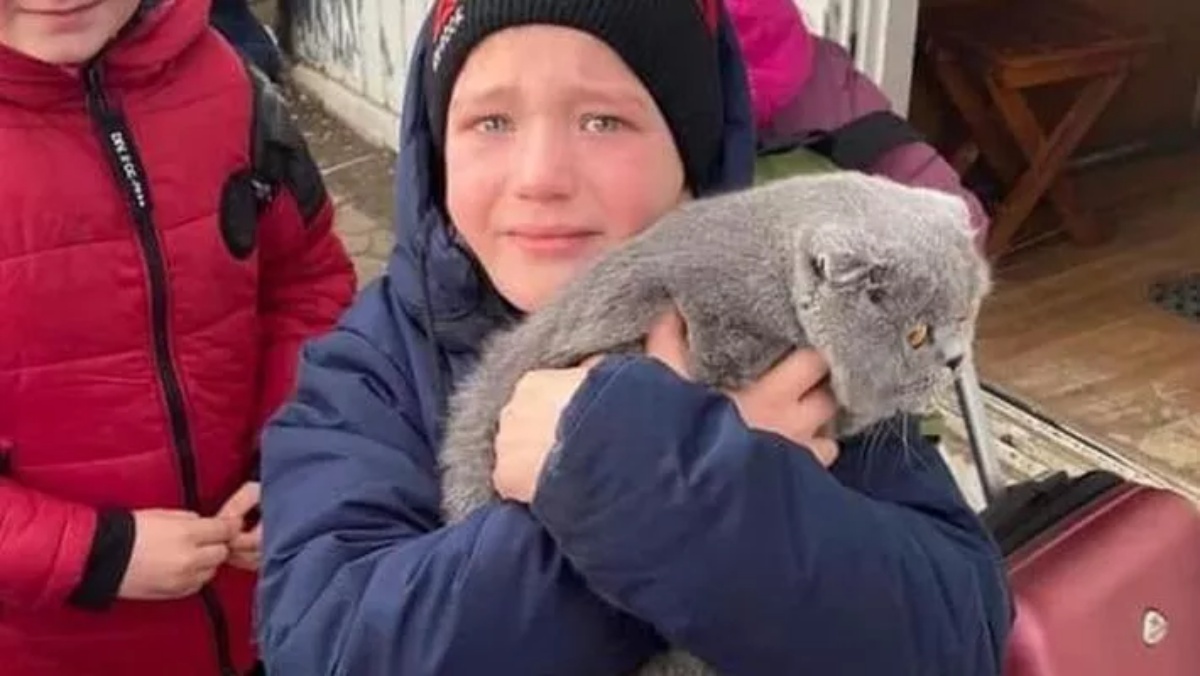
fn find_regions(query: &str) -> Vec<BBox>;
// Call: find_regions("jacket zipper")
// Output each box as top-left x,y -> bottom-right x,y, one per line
83,63 -> 238,676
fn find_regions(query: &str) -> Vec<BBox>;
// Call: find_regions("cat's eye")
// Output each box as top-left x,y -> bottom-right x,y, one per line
906,323 -> 930,349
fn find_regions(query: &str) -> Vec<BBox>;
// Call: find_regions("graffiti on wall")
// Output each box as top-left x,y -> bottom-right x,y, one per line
292,0 -> 426,113
293,0 -> 365,86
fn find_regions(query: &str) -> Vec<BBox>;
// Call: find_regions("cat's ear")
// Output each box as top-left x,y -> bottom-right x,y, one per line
811,252 -> 888,295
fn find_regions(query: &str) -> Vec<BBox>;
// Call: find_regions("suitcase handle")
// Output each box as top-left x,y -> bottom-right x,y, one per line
953,355 -> 1007,506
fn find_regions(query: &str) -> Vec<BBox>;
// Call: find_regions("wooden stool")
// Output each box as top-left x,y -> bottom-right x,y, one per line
920,1 -> 1160,260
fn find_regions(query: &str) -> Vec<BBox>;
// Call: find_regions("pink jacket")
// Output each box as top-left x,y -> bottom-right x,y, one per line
727,0 -> 990,235
725,0 -> 815,130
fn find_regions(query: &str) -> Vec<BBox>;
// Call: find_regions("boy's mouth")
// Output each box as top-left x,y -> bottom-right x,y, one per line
503,227 -> 601,258
21,0 -> 103,17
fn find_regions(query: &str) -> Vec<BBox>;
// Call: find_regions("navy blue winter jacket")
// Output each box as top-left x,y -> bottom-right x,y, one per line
256,9 -> 1013,675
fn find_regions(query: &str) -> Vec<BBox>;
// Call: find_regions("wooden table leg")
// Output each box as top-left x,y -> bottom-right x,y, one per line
950,142 -> 981,176
985,77 -> 1109,248
929,50 -> 1029,185
985,71 -> 1128,259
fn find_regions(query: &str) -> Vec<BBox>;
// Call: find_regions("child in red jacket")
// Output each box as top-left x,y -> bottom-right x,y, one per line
0,1 -> 355,674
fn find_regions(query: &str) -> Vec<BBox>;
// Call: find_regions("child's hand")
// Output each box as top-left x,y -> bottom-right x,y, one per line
728,349 -> 840,467
217,481 -> 262,572
118,510 -> 234,600
493,365 -> 595,504
645,309 -> 839,467
492,309 -> 842,505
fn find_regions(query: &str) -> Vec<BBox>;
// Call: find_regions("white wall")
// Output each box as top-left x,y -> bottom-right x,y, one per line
291,0 -> 431,117
794,0 -> 918,115
288,0 -> 917,149
793,0 -> 835,35
288,0 -> 429,150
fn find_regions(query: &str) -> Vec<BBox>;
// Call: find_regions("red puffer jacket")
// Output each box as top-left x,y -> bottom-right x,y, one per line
0,2 -> 355,675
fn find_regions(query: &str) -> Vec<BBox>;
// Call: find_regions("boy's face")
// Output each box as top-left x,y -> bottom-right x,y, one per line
0,0 -> 140,65
444,25 -> 688,312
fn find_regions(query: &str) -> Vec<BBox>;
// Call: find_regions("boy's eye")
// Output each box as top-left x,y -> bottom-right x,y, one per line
581,114 -> 625,133
473,115 -> 511,133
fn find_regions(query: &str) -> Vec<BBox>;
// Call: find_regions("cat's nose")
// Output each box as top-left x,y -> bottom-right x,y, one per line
945,355 -> 964,371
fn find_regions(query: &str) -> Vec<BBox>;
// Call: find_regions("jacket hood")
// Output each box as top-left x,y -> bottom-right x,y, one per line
726,0 -> 815,131
386,3 -> 758,357
0,0 -> 209,109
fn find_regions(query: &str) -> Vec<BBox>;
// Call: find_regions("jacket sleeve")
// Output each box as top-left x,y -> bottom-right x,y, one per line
531,356 -> 1013,676
253,189 -> 356,441
255,282 -> 661,676
767,38 -> 991,240
0,440 -> 134,612
0,477 -> 99,609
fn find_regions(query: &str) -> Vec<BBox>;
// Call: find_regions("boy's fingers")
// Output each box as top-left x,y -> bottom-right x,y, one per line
804,438 -> 840,468
228,554 -> 260,572
644,308 -> 691,378
800,387 -> 839,429
189,518 -> 236,545
217,482 -> 261,521
193,544 -> 231,571
231,524 -> 262,552
762,349 -> 830,396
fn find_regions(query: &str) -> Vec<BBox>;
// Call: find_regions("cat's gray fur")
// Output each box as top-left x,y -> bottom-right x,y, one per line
437,171 -> 992,675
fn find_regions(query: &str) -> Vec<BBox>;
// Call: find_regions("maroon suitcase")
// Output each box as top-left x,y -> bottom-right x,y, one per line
955,361 -> 1200,676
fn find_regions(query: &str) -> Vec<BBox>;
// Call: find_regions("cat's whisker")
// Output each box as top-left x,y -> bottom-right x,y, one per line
904,414 -> 935,474
862,419 -> 890,479
877,416 -> 911,474
874,420 -> 890,455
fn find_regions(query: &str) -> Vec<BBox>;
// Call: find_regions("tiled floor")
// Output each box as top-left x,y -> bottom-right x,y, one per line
287,84 -> 397,289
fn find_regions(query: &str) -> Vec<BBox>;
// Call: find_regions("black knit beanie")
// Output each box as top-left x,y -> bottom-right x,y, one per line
424,0 -> 725,192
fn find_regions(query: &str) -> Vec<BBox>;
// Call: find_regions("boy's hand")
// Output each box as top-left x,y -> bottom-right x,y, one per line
728,349 -> 840,467
493,365 -> 595,504
118,510 -> 234,600
645,310 -> 839,467
217,481 -> 262,572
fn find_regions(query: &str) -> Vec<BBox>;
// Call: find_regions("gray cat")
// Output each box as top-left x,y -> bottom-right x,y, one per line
438,171 -> 992,675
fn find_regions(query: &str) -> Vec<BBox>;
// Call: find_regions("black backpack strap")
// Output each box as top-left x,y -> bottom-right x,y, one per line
759,110 -> 927,172
244,61 -> 327,223
757,128 -> 826,158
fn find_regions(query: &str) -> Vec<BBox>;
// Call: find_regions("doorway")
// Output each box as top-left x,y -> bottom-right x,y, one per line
902,0 -> 1200,495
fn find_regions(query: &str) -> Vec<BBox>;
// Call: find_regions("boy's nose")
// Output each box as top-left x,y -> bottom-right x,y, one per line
513,126 -> 575,201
